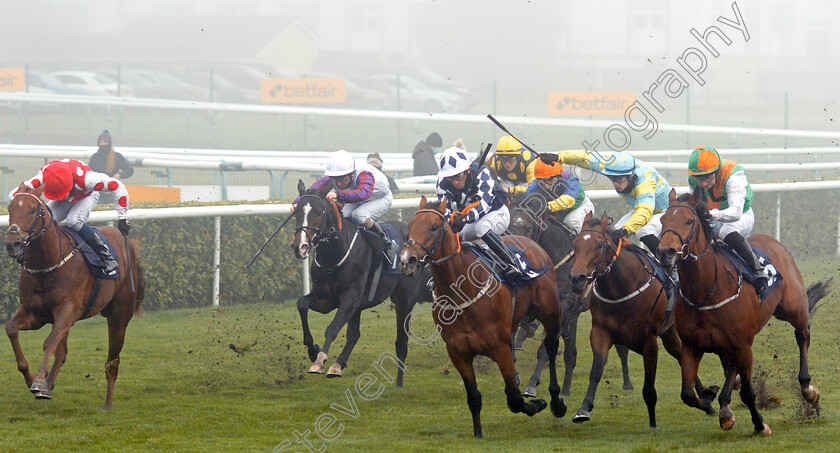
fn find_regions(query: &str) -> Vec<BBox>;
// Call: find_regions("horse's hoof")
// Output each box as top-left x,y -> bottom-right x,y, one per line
34,389 -> 52,400
308,363 -> 325,374
719,408 -> 735,431
802,385 -> 820,404
529,398 -> 547,415
550,397 -> 567,418
573,409 -> 590,423
327,364 -> 343,378
755,423 -> 771,436
521,385 -> 538,398
623,382 -> 634,391
29,380 -> 48,394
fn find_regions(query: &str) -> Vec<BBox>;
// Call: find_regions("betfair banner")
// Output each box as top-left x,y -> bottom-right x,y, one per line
0,68 -> 25,91
548,91 -> 635,116
261,78 -> 346,103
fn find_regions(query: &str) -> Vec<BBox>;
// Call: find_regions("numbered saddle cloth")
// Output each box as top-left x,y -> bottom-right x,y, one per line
62,227 -> 120,280
463,241 -> 548,291
713,242 -> 782,299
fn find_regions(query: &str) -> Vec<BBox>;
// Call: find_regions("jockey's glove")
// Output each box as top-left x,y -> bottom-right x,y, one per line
450,213 -> 467,233
608,227 -> 628,243
118,219 -> 131,236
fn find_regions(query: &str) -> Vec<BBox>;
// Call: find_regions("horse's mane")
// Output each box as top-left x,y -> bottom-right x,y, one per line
676,191 -> 713,240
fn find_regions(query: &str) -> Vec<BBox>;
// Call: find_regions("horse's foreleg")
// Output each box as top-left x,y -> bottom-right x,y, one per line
661,325 -> 718,403
717,354 -> 739,430
296,294 -> 320,362
393,298 -> 417,388
615,343 -> 633,391
46,337 -> 68,391
32,305 -> 76,398
104,315 -> 129,410
561,314 -> 580,396
679,347 -> 715,415
495,344 -> 547,417
734,346 -> 769,435
447,346 -> 482,438
573,326 -> 611,423
5,306 -> 46,389
795,327 -> 819,404
331,310 -> 362,376
321,292 -> 361,357
541,321 -> 566,418
522,343 -> 546,398
641,337 -> 659,428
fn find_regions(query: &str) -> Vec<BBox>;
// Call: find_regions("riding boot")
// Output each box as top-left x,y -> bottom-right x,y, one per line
77,223 -> 118,275
481,231 -> 523,281
640,234 -> 660,254
363,218 -> 398,258
723,232 -> 768,294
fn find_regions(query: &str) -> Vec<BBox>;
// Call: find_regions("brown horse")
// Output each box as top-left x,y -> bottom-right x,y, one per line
399,197 -> 566,438
657,188 -> 826,434
568,212 -> 716,427
3,184 -> 145,409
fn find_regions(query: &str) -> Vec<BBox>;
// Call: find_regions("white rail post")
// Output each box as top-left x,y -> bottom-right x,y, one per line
212,216 -> 221,306
775,192 -> 781,241
302,257 -> 310,295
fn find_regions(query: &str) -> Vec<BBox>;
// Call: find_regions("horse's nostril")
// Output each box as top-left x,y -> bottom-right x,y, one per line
407,256 -> 417,266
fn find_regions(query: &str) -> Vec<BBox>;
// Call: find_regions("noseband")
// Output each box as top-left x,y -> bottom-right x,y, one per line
661,203 -> 711,262
7,192 -> 51,247
405,208 -> 459,266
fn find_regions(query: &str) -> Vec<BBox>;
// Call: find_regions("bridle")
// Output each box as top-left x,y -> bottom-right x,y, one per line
294,194 -> 342,250
576,228 -> 626,282
404,208 -> 459,266
660,203 -> 712,262
7,192 -> 52,247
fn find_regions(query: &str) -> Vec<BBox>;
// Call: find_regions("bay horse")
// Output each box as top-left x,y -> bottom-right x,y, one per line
291,181 -> 431,385
508,194 -> 633,397
657,188 -> 827,435
399,196 -> 566,438
568,212 -> 717,427
4,184 -> 145,409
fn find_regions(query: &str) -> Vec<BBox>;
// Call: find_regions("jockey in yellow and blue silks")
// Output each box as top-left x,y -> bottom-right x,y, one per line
486,135 -> 538,196
687,146 -> 768,288
539,150 -> 670,254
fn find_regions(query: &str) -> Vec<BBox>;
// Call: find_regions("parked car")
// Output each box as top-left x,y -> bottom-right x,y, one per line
100,70 -> 159,99
50,71 -> 134,97
358,64 -> 474,109
356,74 -> 465,113
212,63 -> 299,91
178,70 -> 260,104
301,71 -> 389,110
122,69 -> 208,101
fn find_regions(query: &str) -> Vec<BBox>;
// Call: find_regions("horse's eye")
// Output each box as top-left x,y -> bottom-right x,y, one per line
596,242 -> 604,250
431,223 -> 439,231
686,219 -> 694,226
29,208 -> 37,215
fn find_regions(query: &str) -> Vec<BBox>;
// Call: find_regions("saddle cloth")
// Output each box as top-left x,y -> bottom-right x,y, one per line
358,221 -> 404,275
463,240 -> 548,291
714,242 -> 782,299
626,244 -> 675,301
63,227 -> 120,280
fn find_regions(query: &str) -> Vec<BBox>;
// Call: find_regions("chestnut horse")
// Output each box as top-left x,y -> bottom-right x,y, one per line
568,212 -> 716,427
400,197 -> 566,438
657,188 -> 826,434
508,194 -> 633,397
4,184 -> 145,409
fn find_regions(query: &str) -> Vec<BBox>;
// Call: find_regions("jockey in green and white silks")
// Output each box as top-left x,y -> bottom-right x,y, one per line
687,146 -> 768,289
540,150 -> 670,254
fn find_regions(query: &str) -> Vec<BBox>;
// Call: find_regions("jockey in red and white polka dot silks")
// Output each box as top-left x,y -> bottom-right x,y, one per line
9,159 -> 129,274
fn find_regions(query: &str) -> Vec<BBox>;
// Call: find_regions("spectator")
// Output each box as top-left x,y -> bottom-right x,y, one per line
367,152 -> 400,194
88,130 -> 133,180
412,132 -> 443,176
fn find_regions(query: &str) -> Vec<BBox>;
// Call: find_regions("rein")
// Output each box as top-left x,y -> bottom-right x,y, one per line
295,194 -> 355,269
9,193 -> 79,274
578,228 -> 659,304
662,203 -> 743,310
405,208 -> 461,266
509,206 -> 576,269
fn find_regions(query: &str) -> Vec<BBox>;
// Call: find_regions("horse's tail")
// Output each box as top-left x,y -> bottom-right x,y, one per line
129,238 -> 146,317
807,277 -> 834,317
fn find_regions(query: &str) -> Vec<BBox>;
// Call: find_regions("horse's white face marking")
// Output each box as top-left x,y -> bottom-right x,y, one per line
299,204 -> 312,248
17,200 -> 23,207
582,234 -> 591,241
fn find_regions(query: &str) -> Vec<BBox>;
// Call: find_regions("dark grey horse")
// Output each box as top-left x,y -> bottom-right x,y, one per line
291,180 -> 432,386
508,194 -> 633,397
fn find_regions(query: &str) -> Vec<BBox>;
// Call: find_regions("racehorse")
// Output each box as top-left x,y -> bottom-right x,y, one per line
569,212 -> 717,427
4,184 -> 145,409
508,194 -> 633,397
657,188 -> 828,434
400,196 -> 566,438
291,181 -> 431,385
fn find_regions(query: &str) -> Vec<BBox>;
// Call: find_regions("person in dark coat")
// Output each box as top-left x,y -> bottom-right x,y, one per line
367,152 -> 400,194
88,130 -> 133,180
412,132 -> 442,176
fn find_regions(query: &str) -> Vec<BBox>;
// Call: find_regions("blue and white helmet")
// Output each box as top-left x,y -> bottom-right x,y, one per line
437,146 -> 471,178
602,151 -> 636,176
325,150 -> 356,176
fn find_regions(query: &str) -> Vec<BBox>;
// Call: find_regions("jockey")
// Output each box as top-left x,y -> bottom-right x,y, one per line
9,158 -> 130,274
486,136 -> 538,196
436,146 -> 522,280
292,150 -> 396,252
525,159 -> 594,234
540,150 -> 670,253
687,146 -> 768,289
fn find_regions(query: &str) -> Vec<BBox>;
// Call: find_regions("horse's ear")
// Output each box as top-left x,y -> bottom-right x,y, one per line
436,197 -> 448,213
689,187 -> 703,205
32,185 -> 44,197
297,179 -> 306,196
668,188 -> 676,204
419,195 -> 427,209
599,212 -> 609,227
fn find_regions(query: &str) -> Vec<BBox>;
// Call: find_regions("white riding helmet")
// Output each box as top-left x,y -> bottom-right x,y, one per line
437,146 -> 471,178
325,150 -> 356,176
